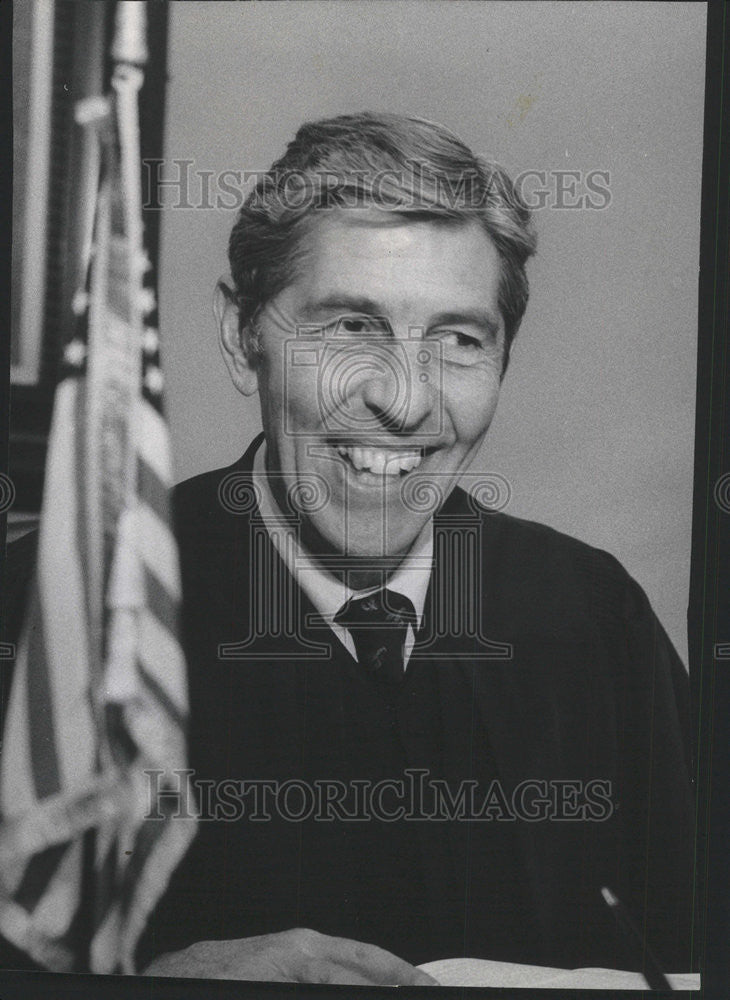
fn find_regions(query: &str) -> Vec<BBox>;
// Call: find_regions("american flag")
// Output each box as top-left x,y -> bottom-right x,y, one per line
0,3 -> 196,974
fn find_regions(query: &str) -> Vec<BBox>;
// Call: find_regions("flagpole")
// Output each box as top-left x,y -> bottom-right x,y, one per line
78,2 -> 152,971
112,1 -> 149,66
112,0 -> 148,310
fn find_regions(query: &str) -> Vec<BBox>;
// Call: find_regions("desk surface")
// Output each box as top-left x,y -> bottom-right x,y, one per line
420,957 -> 700,990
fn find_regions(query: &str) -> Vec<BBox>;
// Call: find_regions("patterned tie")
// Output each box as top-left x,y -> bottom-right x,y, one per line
334,588 -> 418,686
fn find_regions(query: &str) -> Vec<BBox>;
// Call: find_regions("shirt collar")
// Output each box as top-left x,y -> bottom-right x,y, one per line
252,441 -> 434,626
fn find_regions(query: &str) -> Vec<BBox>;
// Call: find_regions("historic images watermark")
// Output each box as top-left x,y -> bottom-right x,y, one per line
145,769 -> 614,824
142,160 -> 612,213
714,471 -> 730,513
0,473 -> 16,513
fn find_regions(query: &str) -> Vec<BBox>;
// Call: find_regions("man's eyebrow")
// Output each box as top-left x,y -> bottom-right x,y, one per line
300,294 -> 386,318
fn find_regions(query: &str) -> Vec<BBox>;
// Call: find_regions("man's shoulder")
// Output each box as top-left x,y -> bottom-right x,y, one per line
447,484 -> 624,568
173,436 -> 262,539
447,486 -> 642,629
173,455 -> 254,539
173,462 -> 241,517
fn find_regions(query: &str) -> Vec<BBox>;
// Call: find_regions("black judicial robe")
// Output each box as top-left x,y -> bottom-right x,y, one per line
144,435 -> 693,973
0,434 -> 695,975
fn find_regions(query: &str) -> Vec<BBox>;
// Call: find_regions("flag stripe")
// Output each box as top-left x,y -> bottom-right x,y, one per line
136,662 -> 186,730
0,899 -> 75,972
137,615 -> 187,716
135,399 -> 173,484
0,645 -> 35,828
57,831 -> 97,969
90,903 -> 122,974
27,840 -> 82,941
24,584 -> 61,799
143,566 -> 178,638
73,377 -> 97,695
118,817 -> 160,919
91,832 -> 120,935
37,381 -> 97,793
13,843 -> 69,911
136,503 -> 180,597
137,454 -> 170,523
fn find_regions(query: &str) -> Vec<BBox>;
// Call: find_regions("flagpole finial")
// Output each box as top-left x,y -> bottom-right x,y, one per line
112,1 -> 148,67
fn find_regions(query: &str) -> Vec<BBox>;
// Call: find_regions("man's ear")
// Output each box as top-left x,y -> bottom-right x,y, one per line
214,280 -> 259,397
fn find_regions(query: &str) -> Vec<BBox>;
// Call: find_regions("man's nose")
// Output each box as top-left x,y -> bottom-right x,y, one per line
360,343 -> 438,432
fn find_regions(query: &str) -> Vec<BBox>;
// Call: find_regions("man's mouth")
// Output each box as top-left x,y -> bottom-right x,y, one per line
335,443 -> 424,476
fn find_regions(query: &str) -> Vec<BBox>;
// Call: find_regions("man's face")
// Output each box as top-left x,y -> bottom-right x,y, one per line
249,210 -> 505,567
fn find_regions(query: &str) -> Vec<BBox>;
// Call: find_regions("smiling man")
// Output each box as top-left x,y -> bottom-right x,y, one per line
134,113 -> 694,984
218,209 -> 505,572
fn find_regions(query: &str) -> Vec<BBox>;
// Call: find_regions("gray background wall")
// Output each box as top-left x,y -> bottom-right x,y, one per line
159,1 -> 706,666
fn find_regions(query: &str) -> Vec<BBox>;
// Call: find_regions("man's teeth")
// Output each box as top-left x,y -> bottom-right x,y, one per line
336,445 -> 422,475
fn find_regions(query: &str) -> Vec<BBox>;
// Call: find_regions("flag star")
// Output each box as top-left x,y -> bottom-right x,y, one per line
72,290 -> 90,316
144,367 -> 164,394
138,288 -> 156,316
135,250 -> 151,275
63,339 -> 87,366
142,327 -> 159,354
74,95 -> 111,126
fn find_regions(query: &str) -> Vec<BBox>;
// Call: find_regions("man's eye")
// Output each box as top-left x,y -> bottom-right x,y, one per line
333,315 -> 390,336
340,317 -> 371,333
430,330 -> 494,367
438,330 -> 482,350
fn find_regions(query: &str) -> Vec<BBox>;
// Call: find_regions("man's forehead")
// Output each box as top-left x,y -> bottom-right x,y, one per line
302,206 -> 485,246
285,209 -> 502,321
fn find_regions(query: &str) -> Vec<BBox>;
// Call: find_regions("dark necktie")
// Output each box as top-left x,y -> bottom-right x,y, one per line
334,588 -> 417,687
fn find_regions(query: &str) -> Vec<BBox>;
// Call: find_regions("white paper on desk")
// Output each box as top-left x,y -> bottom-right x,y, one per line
418,958 -> 700,990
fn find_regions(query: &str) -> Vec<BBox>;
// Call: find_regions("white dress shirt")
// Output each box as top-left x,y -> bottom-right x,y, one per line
252,442 -> 434,669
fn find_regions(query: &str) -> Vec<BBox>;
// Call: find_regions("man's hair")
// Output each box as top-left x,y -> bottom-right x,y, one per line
228,111 -> 536,371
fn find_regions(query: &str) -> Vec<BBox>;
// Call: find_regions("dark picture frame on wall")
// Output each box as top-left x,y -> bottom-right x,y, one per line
11,0 -> 54,389
8,0 -> 81,526
7,0 -> 168,525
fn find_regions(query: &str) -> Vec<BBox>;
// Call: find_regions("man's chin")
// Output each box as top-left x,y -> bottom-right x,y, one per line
299,519 -> 424,574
